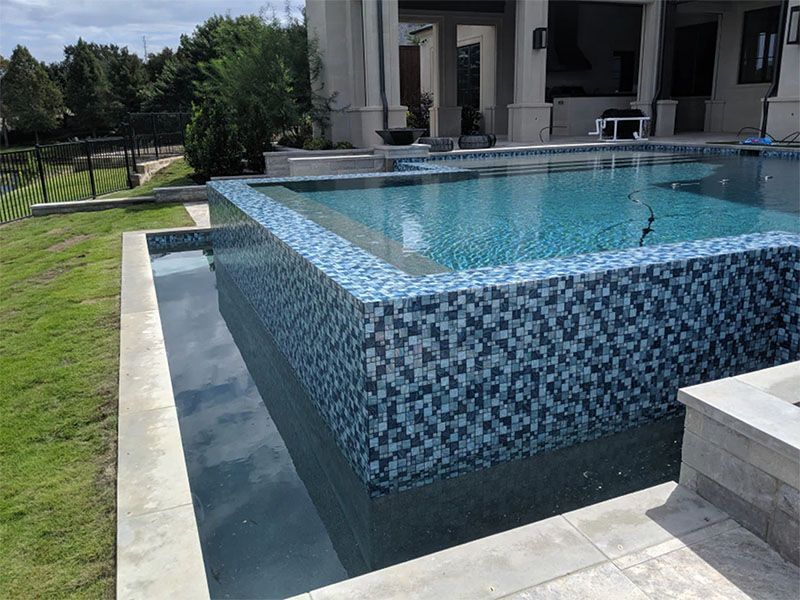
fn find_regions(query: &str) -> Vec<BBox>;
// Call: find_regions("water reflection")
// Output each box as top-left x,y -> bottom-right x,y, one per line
153,249 -> 683,599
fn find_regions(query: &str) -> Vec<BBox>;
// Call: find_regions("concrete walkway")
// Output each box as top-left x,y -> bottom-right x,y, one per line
183,201 -> 209,227
297,482 -> 799,600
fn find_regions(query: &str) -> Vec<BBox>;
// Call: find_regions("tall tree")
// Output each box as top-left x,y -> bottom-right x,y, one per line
145,47 -> 174,82
1,46 -> 63,142
106,46 -> 147,121
143,15 -> 263,112
63,39 -> 111,136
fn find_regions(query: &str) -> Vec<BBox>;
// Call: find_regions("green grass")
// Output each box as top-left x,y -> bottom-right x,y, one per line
0,205 -> 194,599
104,158 -> 196,199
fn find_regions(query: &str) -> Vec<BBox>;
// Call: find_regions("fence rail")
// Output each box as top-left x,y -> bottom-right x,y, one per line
0,137 -> 133,223
127,112 -> 189,162
0,112 -> 190,223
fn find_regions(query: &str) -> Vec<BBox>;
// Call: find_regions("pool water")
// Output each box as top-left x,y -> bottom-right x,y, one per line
152,249 -> 684,598
256,151 -> 799,273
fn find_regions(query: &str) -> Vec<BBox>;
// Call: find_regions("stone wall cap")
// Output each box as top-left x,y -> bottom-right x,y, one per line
678,366 -> 800,461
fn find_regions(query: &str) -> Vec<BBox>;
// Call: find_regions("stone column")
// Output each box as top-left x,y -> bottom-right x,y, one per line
654,99 -> 678,137
348,0 -> 407,148
632,0 -> 663,117
430,17 -> 462,137
508,0 -> 551,143
767,0 -> 800,139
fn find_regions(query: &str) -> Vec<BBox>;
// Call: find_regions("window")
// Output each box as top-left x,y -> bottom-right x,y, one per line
738,6 -> 780,84
457,42 -> 481,109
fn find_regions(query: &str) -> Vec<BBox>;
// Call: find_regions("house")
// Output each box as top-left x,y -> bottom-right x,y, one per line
306,0 -> 800,148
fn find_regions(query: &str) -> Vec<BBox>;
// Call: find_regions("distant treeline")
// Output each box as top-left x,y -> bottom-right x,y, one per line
0,10 -> 333,166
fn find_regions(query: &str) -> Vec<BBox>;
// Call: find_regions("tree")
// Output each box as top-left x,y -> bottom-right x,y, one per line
0,54 -> 9,146
145,47 -> 174,82
1,46 -> 63,142
143,15 -> 262,112
106,46 -> 147,121
188,12 -> 333,171
63,39 -> 112,136
184,99 -> 242,178
204,20 -> 298,168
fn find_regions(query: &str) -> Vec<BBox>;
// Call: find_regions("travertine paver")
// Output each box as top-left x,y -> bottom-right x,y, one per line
184,201 -> 210,227
562,482 -> 728,560
308,481 -> 799,600
505,563 -> 648,599
117,231 -> 209,600
734,362 -> 800,405
622,526 -> 800,599
309,516 -> 605,600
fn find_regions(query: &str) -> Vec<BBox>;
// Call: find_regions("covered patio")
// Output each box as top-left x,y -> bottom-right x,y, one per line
307,0 -> 799,148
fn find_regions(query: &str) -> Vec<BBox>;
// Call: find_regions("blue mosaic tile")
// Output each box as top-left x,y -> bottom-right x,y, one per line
147,229 -> 212,252
207,147 -> 800,497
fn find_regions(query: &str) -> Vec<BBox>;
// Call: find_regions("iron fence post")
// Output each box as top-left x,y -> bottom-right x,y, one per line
180,112 -> 187,147
129,123 -> 139,169
34,144 -> 48,203
85,140 -> 97,198
123,138 -> 133,189
152,114 -> 160,159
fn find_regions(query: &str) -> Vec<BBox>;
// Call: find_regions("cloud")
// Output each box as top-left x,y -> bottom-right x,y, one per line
0,0 -> 304,62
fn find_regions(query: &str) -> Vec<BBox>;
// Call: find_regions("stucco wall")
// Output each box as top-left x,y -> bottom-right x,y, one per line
708,0 -> 780,133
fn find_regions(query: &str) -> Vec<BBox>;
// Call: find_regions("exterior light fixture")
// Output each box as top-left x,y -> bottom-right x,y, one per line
533,27 -> 548,50
788,6 -> 800,44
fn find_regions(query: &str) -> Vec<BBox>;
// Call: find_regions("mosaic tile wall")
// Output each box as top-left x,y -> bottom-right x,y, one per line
147,229 -> 212,252
776,245 -> 800,364
207,150 -> 799,497
209,189 -> 371,482
394,142 -> 800,167
363,247 -> 796,493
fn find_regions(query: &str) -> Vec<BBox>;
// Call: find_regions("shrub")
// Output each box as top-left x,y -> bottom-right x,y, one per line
302,137 -> 333,151
461,105 -> 482,135
334,141 -> 354,150
184,101 -> 243,178
407,91 -> 433,134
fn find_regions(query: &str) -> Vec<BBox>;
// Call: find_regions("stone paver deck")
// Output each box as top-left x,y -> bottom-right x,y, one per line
297,482 -> 799,600
183,201 -> 210,227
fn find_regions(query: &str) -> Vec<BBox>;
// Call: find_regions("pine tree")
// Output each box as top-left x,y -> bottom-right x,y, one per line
64,39 -> 112,136
1,46 -> 63,142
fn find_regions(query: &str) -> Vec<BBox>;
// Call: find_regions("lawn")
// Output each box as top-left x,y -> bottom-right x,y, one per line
0,204 -> 194,598
103,158 -> 196,198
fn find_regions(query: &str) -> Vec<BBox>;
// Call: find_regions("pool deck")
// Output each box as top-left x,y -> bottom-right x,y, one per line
295,481 -> 799,600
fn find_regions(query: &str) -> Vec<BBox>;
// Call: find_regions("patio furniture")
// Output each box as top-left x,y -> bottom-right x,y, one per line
419,137 -> 454,152
589,108 -> 650,141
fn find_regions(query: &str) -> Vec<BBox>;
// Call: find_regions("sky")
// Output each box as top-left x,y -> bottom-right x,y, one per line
0,0 -> 305,63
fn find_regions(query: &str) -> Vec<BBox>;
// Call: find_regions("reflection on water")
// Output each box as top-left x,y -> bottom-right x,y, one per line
152,249 -> 683,599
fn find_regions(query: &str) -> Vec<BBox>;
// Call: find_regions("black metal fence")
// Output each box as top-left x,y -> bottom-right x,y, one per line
0,137 -> 133,223
127,112 -> 189,162
0,112 -> 190,223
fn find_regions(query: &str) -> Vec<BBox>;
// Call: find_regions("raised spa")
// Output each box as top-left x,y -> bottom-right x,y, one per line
208,145 -> 799,496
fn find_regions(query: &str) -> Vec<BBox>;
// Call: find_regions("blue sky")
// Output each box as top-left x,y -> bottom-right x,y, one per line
0,0 -> 304,63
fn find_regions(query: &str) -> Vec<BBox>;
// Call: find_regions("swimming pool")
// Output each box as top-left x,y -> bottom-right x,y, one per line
253,151 -> 798,274
150,247 -> 683,597
207,144 -> 799,496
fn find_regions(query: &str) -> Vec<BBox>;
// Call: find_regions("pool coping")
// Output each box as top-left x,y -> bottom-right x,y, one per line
208,145 -> 800,303
117,225 -> 211,600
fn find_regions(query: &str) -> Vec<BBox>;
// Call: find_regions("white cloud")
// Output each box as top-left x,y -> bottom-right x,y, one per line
0,0 -> 304,62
